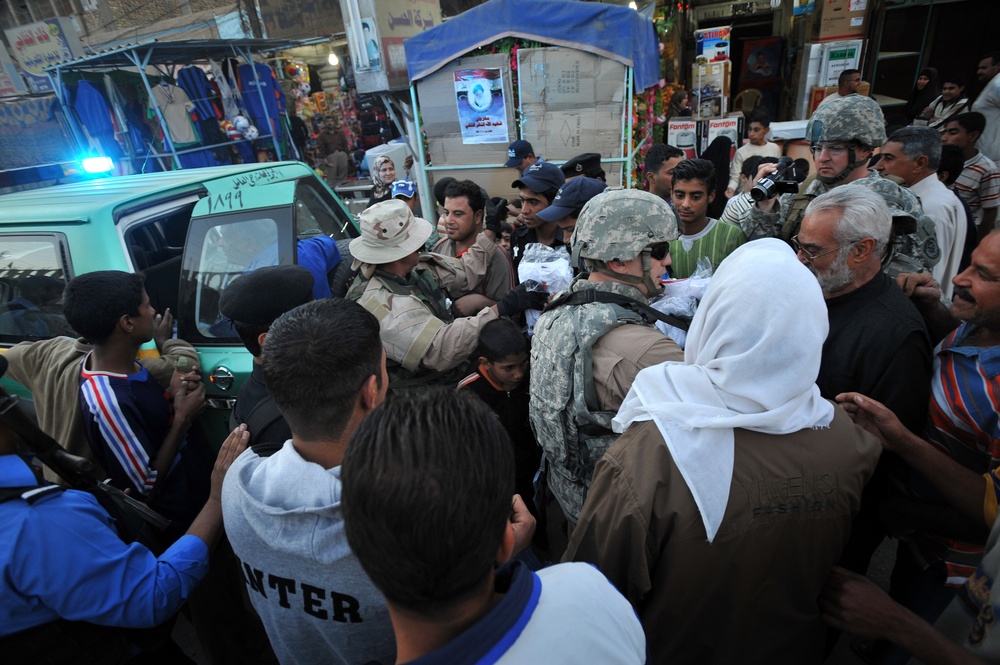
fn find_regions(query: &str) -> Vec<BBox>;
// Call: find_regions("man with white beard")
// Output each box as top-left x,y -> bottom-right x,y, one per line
793,184 -> 933,577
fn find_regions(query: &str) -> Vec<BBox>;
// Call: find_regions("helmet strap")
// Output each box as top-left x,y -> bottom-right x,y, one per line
591,250 -> 662,296
815,144 -> 867,185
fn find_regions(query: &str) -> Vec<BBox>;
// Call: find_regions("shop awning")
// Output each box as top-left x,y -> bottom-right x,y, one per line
403,0 -> 660,90
43,38 -> 317,71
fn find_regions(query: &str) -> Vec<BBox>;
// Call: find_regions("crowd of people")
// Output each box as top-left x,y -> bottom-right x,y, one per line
4,51 -> 1000,665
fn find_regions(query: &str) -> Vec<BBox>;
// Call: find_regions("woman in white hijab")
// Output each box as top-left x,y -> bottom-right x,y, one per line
564,238 -> 881,665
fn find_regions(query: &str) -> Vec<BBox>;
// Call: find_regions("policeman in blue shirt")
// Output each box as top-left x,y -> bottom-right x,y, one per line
0,353 -> 247,664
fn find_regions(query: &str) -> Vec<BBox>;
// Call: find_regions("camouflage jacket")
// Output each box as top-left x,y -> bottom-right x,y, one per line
530,278 -> 674,523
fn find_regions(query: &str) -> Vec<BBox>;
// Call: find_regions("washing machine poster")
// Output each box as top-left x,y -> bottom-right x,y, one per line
695,27 -> 731,62
454,68 -> 508,145
705,117 -> 742,160
667,119 -> 699,160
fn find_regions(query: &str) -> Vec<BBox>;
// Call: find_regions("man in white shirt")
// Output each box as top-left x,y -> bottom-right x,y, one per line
972,52 -> 1000,161
877,126 -> 968,300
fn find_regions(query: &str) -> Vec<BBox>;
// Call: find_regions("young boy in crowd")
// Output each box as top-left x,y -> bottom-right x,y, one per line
727,111 -> 782,198
458,319 -> 540,522
644,143 -> 685,206
941,112 -> 1000,240
669,159 -> 746,278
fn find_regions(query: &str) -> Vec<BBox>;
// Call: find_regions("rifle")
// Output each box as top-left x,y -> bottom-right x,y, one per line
0,386 -> 170,539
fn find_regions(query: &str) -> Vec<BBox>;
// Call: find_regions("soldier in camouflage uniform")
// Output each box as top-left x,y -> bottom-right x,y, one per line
741,95 -> 940,275
850,173 -> 942,276
530,190 -> 684,527
347,200 -> 545,388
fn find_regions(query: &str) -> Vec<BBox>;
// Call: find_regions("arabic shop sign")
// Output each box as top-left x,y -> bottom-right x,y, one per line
4,17 -> 84,94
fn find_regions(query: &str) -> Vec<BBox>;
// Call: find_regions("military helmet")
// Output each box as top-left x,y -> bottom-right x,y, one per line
806,95 -> 887,149
571,189 -> 678,262
850,173 -> 921,224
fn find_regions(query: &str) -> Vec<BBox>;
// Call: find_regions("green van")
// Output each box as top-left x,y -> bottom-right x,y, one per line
0,161 -> 359,444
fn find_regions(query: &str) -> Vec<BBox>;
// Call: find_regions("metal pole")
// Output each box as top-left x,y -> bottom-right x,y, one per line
126,46 -> 182,170
409,83 -> 433,220
625,66 -> 635,189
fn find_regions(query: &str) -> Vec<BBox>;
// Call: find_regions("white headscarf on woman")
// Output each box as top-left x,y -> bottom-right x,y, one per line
370,155 -> 395,200
613,238 -> 833,542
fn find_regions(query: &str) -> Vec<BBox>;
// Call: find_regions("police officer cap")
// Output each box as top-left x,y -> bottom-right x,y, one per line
560,153 -> 603,179
220,265 -> 314,325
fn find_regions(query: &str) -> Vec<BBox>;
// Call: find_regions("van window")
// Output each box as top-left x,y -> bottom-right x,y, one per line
294,180 -> 358,240
0,234 -> 75,343
178,209 -> 294,343
123,202 -> 195,318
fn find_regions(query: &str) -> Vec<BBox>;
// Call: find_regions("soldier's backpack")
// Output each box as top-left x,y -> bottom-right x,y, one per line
530,287 -> 688,523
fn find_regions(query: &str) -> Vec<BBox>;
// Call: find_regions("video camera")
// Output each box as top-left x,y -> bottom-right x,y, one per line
750,156 -> 802,202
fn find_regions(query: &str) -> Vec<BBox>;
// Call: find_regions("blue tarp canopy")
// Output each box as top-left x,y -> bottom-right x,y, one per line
404,0 -> 660,90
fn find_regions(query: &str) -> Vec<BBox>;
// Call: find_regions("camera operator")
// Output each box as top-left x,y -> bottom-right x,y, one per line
743,95 -> 940,276
0,354 -> 248,665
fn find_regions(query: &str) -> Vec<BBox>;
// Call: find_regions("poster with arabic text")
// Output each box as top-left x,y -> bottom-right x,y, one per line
454,68 -> 508,145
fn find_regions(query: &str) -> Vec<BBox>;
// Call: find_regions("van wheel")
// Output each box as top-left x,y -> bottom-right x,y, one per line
328,238 -> 359,298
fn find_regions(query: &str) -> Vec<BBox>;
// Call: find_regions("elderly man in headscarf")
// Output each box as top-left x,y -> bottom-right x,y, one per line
564,239 -> 882,665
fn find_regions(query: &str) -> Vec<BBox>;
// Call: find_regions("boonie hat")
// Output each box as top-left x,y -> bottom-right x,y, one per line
350,199 -> 432,265
505,139 -> 534,168
512,161 -> 565,193
537,177 -> 608,223
220,265 -> 314,324
560,153 -> 603,179
392,179 -> 416,199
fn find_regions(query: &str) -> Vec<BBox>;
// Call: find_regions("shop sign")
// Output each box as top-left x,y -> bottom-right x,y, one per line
695,27 -> 731,62
0,42 -> 27,97
4,17 -> 83,94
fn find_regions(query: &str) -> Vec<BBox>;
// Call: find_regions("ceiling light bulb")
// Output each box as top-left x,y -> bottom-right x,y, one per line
328,53 -> 339,67
628,1 -> 638,8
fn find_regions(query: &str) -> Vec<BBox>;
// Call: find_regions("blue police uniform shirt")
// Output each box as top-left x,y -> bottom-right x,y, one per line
0,454 -> 209,637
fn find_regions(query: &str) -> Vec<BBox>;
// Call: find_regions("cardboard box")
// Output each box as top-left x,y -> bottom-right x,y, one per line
667,118 -> 699,159
691,60 -> 731,119
817,0 -> 868,42
704,115 -> 743,158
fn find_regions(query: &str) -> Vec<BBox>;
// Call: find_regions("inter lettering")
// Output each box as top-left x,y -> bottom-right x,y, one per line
234,558 -> 364,623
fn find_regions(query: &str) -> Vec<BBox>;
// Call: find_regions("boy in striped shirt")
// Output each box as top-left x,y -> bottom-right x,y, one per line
942,112 -> 1000,242
66,271 -> 210,543
668,158 -> 745,279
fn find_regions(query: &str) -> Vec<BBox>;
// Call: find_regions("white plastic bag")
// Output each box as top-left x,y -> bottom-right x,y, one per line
517,243 -> 573,334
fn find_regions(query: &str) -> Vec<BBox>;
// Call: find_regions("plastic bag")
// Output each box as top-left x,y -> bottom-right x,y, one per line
650,258 -> 714,348
517,243 -> 573,334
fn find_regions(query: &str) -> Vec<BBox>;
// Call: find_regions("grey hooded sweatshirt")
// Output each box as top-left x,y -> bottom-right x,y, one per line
221,441 -> 395,665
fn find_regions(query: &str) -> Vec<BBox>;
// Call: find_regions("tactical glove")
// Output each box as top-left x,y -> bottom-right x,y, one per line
496,280 -> 547,317
485,196 -> 508,237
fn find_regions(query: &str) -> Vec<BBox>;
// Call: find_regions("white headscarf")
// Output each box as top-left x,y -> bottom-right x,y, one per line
613,238 -> 833,542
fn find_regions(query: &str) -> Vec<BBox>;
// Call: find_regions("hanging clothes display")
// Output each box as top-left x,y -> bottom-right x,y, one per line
237,61 -> 286,142
66,79 -> 124,161
209,59 -> 241,121
176,66 -> 230,163
149,80 -> 199,147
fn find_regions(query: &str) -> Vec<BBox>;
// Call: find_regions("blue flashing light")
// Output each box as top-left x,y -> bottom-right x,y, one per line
82,156 -> 114,174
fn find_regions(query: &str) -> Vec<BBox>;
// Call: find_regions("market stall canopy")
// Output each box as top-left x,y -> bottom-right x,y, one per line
403,0 -> 660,90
